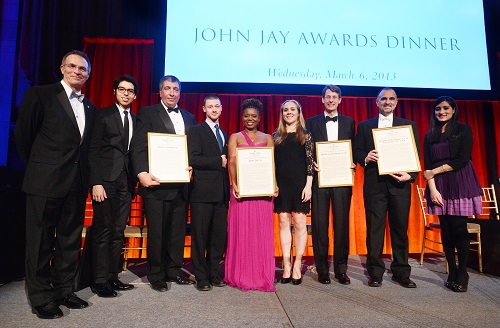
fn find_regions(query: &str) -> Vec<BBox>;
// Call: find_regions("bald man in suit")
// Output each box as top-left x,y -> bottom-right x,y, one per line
353,87 -> 419,288
15,50 -> 95,319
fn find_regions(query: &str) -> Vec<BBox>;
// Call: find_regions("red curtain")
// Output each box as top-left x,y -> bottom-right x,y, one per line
82,37 -> 154,113
82,38 -> 500,256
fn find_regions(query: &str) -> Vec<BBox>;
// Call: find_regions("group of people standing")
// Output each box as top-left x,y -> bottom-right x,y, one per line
15,50 -> 483,320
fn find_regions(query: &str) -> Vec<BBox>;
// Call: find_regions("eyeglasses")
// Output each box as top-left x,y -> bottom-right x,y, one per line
117,87 -> 135,95
64,63 -> 88,73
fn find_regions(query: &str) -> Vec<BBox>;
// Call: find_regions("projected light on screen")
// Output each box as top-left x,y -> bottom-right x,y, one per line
164,0 -> 490,91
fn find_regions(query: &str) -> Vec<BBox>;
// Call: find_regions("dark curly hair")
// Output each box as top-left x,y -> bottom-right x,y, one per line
241,98 -> 262,113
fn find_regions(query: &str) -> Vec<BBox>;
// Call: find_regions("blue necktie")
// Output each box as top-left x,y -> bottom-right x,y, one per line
215,124 -> 223,151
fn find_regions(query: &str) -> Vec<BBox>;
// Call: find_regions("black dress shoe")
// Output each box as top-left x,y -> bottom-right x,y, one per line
335,273 -> 351,285
151,280 -> 168,292
32,301 -> 63,319
56,292 -> 89,309
280,276 -> 292,284
196,280 -> 212,291
451,283 -> 468,292
210,276 -> 227,287
368,277 -> 382,287
392,276 -> 417,288
91,283 -> 117,298
168,276 -> 195,285
318,274 -> 331,284
109,278 -> 134,290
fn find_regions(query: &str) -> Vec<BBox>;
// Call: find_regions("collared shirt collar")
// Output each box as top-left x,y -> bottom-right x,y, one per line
61,80 -> 82,99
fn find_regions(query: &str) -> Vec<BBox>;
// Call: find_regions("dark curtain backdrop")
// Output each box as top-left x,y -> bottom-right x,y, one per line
78,38 -> 500,255
82,37 -> 154,111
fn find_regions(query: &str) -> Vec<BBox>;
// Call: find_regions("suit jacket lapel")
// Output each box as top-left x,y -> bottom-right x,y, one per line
316,116 -> 328,141
155,104 -> 175,132
56,86 -> 80,135
201,122 -> 222,154
112,106 -> 128,151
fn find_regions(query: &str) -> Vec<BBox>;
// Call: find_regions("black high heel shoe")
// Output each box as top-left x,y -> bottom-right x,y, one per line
281,260 -> 292,284
451,283 -> 467,292
444,281 -> 455,290
291,264 -> 302,285
450,275 -> 469,292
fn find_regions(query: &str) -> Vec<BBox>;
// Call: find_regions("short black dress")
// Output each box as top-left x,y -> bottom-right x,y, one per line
273,132 -> 314,214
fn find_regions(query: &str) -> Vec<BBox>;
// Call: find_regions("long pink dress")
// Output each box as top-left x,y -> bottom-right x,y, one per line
224,131 -> 276,292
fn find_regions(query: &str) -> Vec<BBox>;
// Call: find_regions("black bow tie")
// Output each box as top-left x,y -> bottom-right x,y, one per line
325,116 -> 338,123
70,91 -> 85,103
167,107 -> 179,113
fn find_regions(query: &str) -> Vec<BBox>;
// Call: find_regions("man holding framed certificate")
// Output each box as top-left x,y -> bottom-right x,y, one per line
353,87 -> 420,289
130,75 -> 196,291
306,85 -> 355,286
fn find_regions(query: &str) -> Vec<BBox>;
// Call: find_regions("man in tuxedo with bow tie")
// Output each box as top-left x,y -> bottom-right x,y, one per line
187,95 -> 229,291
306,85 -> 355,285
88,75 -> 139,297
353,87 -> 419,288
130,75 -> 196,291
15,50 -> 96,318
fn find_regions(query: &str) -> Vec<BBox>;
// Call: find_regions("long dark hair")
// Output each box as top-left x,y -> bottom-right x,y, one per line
426,96 -> 459,143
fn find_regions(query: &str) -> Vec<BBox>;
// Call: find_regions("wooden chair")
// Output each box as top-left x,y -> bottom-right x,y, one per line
122,226 -> 143,270
472,184 -> 499,220
417,185 -> 444,265
417,185 -> 483,273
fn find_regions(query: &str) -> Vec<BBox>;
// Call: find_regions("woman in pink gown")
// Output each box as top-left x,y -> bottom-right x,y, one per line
224,98 -> 277,292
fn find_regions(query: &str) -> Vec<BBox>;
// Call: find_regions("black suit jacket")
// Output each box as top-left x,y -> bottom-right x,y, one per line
130,103 -> 196,200
187,122 -> 229,204
306,114 -> 356,189
88,104 -> 137,188
353,116 -> 420,195
15,82 -> 95,198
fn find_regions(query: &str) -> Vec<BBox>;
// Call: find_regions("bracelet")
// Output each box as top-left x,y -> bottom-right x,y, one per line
442,165 -> 446,173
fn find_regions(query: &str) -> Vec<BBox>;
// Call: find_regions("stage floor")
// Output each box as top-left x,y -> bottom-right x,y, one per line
1,255 -> 500,327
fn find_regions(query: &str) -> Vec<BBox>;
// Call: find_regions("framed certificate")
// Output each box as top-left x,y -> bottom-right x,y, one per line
148,132 -> 190,183
236,147 -> 276,197
372,125 -> 421,175
316,140 -> 354,187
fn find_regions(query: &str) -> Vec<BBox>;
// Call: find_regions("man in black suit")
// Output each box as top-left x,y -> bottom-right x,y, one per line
306,85 -> 355,285
187,95 -> 229,291
353,87 -> 419,288
15,50 -> 95,319
130,75 -> 196,291
88,75 -> 139,297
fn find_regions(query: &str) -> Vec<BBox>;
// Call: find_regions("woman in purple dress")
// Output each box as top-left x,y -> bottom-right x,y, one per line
225,98 -> 277,292
423,96 -> 483,292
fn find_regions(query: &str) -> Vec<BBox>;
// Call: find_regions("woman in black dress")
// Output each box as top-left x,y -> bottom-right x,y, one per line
274,100 -> 314,285
423,96 -> 483,292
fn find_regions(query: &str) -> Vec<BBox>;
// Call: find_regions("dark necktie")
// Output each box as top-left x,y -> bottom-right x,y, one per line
215,124 -> 223,151
123,111 -> 130,151
325,116 -> 338,123
167,107 -> 179,113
